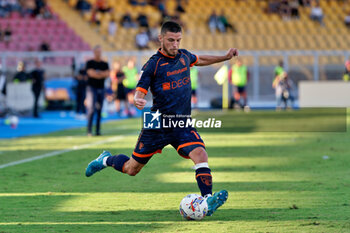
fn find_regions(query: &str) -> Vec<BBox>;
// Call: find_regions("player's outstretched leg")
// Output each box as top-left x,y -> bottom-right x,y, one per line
86,151 -> 132,177
85,150 -> 112,177
206,190 -> 228,216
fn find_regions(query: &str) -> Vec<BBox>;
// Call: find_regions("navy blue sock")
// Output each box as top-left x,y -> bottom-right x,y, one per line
195,167 -> 212,197
106,154 -> 130,173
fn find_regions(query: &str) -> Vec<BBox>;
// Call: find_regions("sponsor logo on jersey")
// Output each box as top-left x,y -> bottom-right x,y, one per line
167,67 -> 188,76
180,57 -> 186,66
162,77 -> 190,91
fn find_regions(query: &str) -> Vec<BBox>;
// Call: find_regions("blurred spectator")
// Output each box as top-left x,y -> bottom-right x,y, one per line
95,0 -> 111,13
30,59 -> 45,118
229,59 -> 249,111
90,6 -> 101,25
170,13 -> 187,33
272,71 -> 294,110
13,61 -> 29,82
108,19 -> 117,36
310,2 -> 324,26
208,10 -> 224,33
0,2 -> 7,18
0,64 -> 6,98
274,60 -> 285,79
175,0 -> 186,14
121,12 -> 137,28
33,0 -> 46,17
75,0 -> 91,14
148,22 -> 160,46
0,0 -> 20,17
265,0 -> 280,14
218,10 -> 237,33
129,0 -> 147,6
279,0 -> 291,20
345,11 -> 350,28
39,40 -> 50,52
75,63 -> 87,119
4,24 -> 12,47
39,40 -> 52,62
137,13 -> 149,28
71,57 -> 76,77
299,0 -> 311,7
290,0 -> 300,19
343,60 -> 350,82
110,61 -> 130,116
21,0 -> 36,17
122,58 -> 138,107
135,28 -> 149,50
190,66 -> 199,108
36,6 -> 52,19
149,0 -> 167,17
0,25 -> 3,42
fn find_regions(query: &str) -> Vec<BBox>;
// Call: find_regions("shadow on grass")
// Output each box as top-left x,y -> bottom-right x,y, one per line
0,205 -> 324,223
0,223 -> 168,233
59,208 -> 322,222
196,108 -> 347,133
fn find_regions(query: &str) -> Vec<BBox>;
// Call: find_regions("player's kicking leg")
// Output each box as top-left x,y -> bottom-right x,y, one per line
188,147 -> 228,216
86,129 -> 165,177
85,151 -> 144,177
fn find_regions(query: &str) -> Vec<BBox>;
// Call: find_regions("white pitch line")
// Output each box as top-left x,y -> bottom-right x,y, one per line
0,135 -> 125,169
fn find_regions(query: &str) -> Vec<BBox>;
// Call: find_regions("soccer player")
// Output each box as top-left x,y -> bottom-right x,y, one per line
85,21 -> 238,216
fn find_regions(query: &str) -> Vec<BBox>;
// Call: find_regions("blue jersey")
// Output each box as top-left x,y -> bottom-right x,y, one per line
136,49 -> 198,116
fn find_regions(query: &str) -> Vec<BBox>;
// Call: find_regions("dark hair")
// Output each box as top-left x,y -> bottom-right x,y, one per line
161,21 -> 182,34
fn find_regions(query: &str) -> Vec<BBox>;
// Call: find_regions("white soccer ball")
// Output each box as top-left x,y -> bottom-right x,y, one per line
9,115 -> 19,129
179,194 -> 208,220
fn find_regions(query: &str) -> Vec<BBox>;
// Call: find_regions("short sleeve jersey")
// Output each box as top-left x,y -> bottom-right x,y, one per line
136,49 -> 198,116
86,60 -> 109,89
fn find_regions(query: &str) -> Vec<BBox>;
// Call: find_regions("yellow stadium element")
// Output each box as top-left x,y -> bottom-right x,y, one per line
54,0 -> 350,54
49,0 -> 114,51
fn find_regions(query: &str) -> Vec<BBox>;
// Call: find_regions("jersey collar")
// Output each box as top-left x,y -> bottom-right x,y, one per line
158,48 -> 178,59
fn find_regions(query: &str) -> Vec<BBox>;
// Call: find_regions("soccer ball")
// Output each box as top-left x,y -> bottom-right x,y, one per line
4,115 -> 19,129
179,194 -> 208,220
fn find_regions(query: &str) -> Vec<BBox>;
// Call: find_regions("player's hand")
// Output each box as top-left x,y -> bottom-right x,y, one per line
226,48 -> 239,60
134,98 -> 147,110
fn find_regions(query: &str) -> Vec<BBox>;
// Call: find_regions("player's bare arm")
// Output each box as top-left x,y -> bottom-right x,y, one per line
134,90 -> 147,110
196,48 -> 239,66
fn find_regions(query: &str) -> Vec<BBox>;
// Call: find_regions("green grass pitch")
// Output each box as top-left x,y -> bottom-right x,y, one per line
0,109 -> 349,233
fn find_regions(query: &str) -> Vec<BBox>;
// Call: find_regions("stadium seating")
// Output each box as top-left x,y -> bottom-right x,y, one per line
49,0 -> 114,51
61,0 -> 350,58
5,0 -> 346,66
0,17 -> 89,53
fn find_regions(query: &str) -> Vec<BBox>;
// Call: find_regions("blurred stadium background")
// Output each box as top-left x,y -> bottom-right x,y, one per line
0,0 -> 349,123
1,1 -> 350,232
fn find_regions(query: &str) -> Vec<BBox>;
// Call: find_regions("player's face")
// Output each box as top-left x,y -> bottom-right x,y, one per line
159,31 -> 182,57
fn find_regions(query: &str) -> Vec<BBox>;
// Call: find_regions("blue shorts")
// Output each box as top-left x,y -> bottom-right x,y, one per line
132,127 -> 205,164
